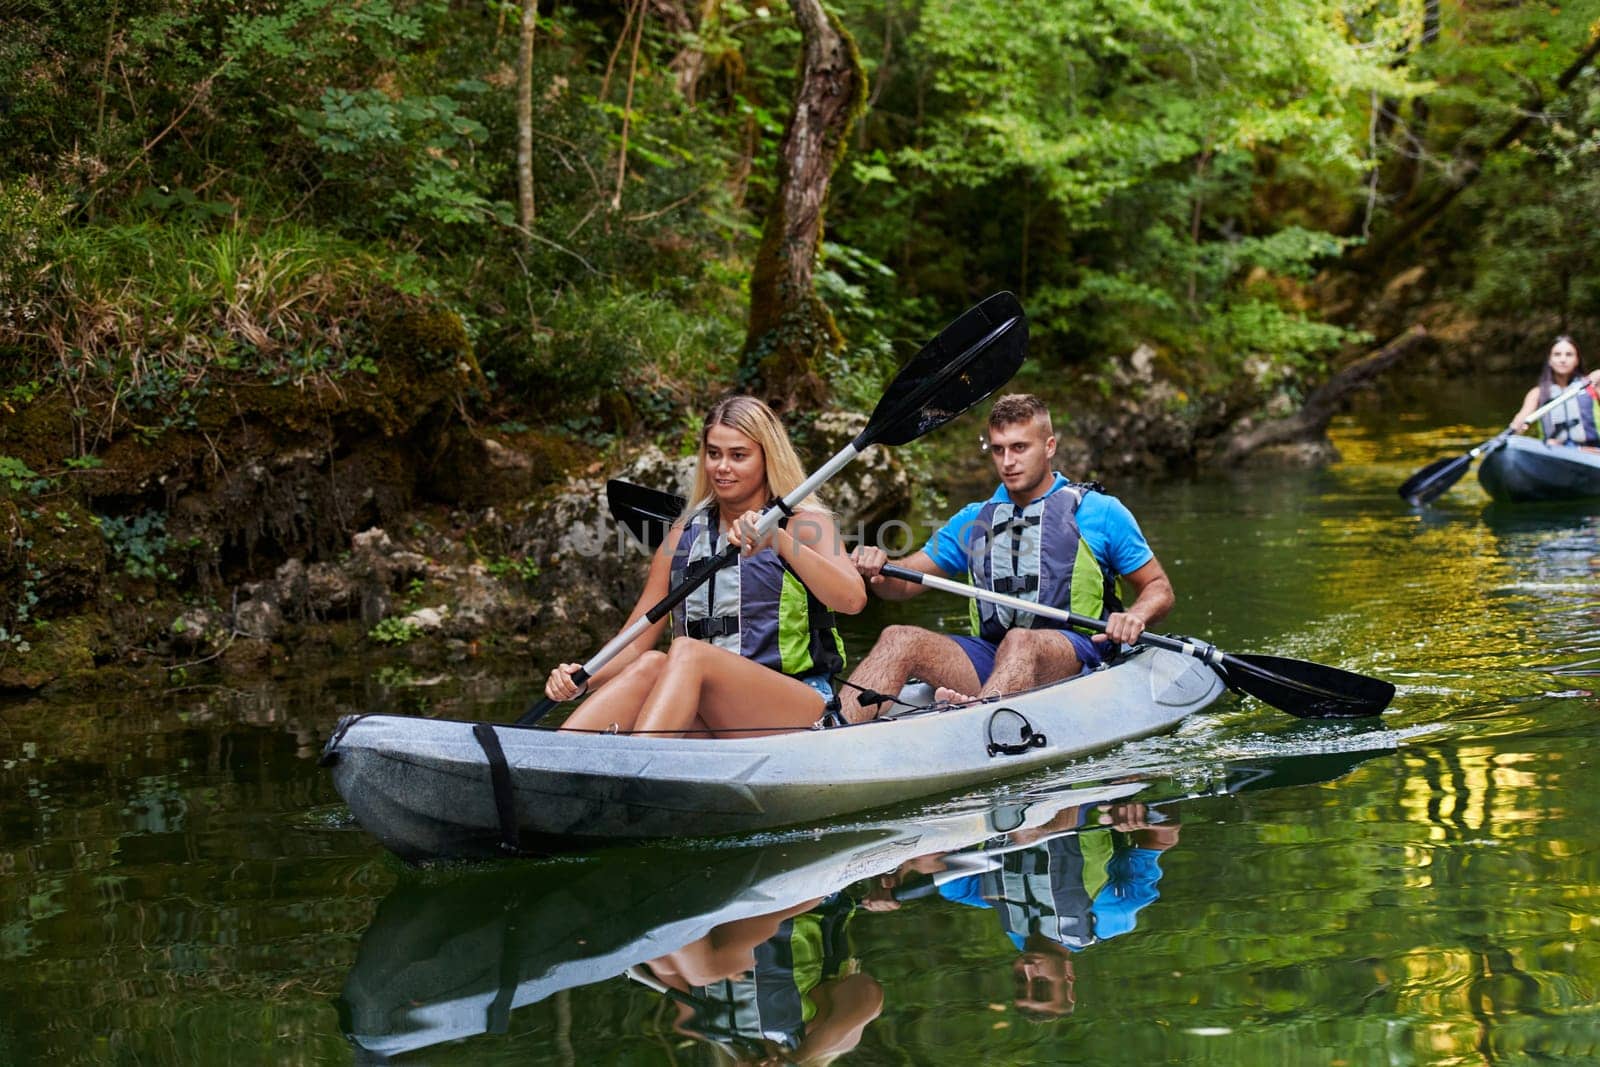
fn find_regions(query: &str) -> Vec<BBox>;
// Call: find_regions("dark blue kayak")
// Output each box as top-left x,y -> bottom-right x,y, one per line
1478,436 -> 1600,504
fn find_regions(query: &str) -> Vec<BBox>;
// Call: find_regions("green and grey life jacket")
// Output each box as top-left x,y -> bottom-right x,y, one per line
1540,380 -> 1599,445
669,505 -> 846,680
680,896 -> 856,1055
965,480 -> 1120,644
979,833 -> 1114,950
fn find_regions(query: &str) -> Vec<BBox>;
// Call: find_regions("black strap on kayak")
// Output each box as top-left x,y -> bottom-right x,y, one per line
835,678 -> 933,719
317,713 -> 368,767
471,722 -> 522,854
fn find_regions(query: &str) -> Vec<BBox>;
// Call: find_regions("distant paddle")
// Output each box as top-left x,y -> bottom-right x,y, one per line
602,482 -> 1395,719
1399,378 -> 1593,506
515,292 -> 1029,726
876,564 -> 1394,719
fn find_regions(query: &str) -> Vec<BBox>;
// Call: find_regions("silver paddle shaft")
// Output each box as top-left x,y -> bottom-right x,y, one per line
878,563 -> 1225,667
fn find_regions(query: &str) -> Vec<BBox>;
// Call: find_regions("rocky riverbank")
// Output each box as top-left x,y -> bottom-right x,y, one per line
4,282 -> 1508,700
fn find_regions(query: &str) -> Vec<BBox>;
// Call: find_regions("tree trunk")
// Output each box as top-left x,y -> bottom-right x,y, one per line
516,0 -> 538,237
741,0 -> 865,413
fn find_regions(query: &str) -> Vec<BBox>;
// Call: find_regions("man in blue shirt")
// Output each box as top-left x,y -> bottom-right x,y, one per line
838,393 -> 1173,721
858,799 -> 1179,1018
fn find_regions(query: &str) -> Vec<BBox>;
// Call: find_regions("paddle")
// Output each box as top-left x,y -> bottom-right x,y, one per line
1399,378 -> 1594,506
601,481 -> 1394,719
606,478 -> 682,553
876,563 -> 1394,719
515,291 -> 1030,726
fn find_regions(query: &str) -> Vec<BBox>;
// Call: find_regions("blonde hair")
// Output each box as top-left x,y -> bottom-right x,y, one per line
687,395 -> 830,515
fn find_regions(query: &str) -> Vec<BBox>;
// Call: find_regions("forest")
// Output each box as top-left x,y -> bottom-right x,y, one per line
2,0 -> 1599,688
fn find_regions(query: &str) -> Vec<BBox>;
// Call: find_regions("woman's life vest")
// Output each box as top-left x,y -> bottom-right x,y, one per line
965,483 -> 1120,643
679,895 -> 858,1055
669,506 -> 846,679
1540,380 -> 1599,445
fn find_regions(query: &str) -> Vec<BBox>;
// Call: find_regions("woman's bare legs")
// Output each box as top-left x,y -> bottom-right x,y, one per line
558,650 -> 666,732
632,638 -> 825,738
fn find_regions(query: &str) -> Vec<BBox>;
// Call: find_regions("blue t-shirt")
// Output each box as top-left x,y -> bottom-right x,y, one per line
922,472 -> 1153,581
936,845 -> 1167,951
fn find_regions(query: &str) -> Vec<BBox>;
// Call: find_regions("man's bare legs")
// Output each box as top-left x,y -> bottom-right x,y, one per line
933,629 -> 1082,703
837,625 -> 983,723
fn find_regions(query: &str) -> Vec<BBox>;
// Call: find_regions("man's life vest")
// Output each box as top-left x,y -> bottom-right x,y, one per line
669,506 -> 846,679
965,482 -> 1120,643
980,833 -> 1114,950
1540,380 -> 1599,445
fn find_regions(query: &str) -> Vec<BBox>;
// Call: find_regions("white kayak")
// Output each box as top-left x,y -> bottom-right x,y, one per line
322,645 -> 1226,861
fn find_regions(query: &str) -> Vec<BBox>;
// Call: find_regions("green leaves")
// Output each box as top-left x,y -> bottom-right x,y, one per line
291,86 -> 500,230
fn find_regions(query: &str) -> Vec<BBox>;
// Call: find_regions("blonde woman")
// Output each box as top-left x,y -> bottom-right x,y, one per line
550,396 -> 866,737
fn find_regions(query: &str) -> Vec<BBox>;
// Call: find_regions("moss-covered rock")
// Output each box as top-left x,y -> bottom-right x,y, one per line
0,614 -> 100,692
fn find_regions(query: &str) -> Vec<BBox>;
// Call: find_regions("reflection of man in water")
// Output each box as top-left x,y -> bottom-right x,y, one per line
630,892 -> 883,1063
865,802 -> 1178,1017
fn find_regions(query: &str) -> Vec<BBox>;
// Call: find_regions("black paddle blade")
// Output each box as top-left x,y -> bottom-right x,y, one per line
1398,453 -> 1470,506
1218,744 -> 1394,798
1220,652 -> 1395,719
865,291 -> 1029,448
605,479 -> 686,552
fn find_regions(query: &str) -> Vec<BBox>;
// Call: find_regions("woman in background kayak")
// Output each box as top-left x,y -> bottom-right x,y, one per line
1510,335 -> 1600,450
548,395 -> 866,737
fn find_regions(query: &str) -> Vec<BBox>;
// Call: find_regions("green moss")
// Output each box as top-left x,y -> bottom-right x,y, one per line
377,304 -> 477,373
0,614 -> 100,692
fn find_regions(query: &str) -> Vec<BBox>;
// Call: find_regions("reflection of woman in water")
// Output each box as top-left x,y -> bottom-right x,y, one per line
1510,336 -> 1600,451
630,893 -> 883,1064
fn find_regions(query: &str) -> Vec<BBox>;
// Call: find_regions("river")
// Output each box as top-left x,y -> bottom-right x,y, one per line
3,376 -> 1598,1064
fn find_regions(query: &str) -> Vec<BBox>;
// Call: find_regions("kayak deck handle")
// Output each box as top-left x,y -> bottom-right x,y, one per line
986,707 -> 1048,757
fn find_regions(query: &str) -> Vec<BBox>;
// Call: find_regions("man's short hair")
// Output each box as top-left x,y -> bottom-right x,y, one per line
988,393 -> 1053,435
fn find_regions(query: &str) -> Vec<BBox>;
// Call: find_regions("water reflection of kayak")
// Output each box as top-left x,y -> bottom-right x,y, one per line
320,645 -> 1225,861
336,746 -> 1392,1058
1478,436 -> 1600,504
337,779 -> 1145,1058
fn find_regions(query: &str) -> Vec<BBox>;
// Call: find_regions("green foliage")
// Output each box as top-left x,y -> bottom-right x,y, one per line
0,457 -> 53,497
1463,79 -> 1600,338
6,0 -> 1594,465
0,180 -> 68,339
483,284 -> 745,416
291,83 -> 505,232
4,214 -> 447,436
368,616 -> 421,645
832,0 -> 1413,381
98,512 -> 176,581
484,556 -> 541,584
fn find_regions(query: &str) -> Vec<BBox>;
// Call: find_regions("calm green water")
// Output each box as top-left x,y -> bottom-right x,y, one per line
4,379 -> 1600,1064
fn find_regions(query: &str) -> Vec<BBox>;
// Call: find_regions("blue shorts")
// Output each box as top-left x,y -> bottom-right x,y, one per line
797,672 -> 837,705
949,630 -> 1104,685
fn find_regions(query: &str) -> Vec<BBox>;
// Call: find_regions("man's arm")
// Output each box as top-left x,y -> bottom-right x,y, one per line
1098,557 -> 1173,647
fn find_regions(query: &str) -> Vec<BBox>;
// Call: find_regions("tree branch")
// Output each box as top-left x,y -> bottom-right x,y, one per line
1219,325 -> 1429,464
